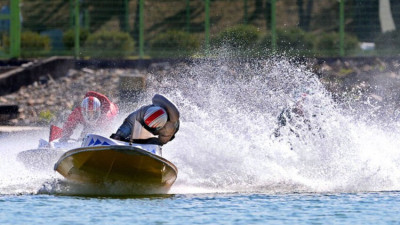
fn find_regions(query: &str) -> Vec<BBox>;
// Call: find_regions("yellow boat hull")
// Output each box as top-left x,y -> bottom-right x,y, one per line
54,145 -> 178,191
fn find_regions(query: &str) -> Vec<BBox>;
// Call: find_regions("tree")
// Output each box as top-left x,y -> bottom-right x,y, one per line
352,0 -> 380,41
265,0 -> 271,30
297,0 -> 313,31
132,0 -> 140,46
390,0 -> 400,29
249,0 -> 264,22
87,0 -> 125,31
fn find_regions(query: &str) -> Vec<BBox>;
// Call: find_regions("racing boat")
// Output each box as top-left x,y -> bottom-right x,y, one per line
17,125 -> 80,170
54,134 -> 178,192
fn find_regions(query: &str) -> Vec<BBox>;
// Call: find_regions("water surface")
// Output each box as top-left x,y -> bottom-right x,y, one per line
1,192 -> 399,224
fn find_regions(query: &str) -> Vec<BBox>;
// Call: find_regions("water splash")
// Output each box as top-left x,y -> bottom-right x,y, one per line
0,130 -> 61,195
142,57 -> 400,194
2,55 -> 400,195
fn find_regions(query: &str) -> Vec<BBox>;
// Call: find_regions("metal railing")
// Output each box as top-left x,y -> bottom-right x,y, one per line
0,0 -> 397,59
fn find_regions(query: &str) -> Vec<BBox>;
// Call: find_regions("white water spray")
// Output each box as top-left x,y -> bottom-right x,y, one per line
143,57 -> 400,194
1,56 -> 400,195
0,130 -> 62,195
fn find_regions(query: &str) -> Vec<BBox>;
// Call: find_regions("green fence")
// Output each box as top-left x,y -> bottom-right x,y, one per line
0,0 -> 399,59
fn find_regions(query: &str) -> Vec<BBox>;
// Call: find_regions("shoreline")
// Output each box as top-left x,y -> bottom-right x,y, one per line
0,126 -> 46,133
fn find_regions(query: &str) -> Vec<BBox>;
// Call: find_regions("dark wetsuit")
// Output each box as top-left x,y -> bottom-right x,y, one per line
274,107 -> 309,138
112,94 -> 180,146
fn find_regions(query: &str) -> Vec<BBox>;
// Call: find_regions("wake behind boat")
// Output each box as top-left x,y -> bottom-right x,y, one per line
54,134 -> 178,192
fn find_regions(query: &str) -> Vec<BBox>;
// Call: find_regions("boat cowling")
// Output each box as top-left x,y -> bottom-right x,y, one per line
81,134 -> 162,156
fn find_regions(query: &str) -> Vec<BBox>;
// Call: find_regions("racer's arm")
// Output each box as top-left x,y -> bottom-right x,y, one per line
113,111 -> 139,141
105,102 -> 119,120
156,121 -> 179,145
274,108 -> 289,137
61,108 -> 83,140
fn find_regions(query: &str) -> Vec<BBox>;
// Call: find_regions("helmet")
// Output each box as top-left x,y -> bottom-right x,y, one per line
297,92 -> 308,103
293,92 -> 310,117
144,106 -> 168,129
81,96 -> 101,124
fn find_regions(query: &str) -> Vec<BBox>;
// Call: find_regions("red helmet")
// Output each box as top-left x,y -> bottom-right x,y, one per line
81,96 -> 101,124
144,106 -> 168,129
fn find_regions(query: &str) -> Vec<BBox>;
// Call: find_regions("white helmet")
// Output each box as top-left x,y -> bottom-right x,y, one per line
81,96 -> 101,124
144,106 -> 168,129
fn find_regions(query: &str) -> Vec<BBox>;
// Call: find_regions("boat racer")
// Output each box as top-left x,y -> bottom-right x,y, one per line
273,92 -> 309,138
273,91 -> 324,146
59,91 -> 119,142
110,94 -> 180,146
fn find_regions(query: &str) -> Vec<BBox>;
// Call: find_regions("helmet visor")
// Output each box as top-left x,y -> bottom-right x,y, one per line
84,110 -> 101,122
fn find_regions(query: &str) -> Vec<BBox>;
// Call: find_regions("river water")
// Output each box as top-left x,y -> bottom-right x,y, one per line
1,57 -> 400,224
1,192 -> 400,224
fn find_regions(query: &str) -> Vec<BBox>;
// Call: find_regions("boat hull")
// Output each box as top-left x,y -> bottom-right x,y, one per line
54,145 -> 178,191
